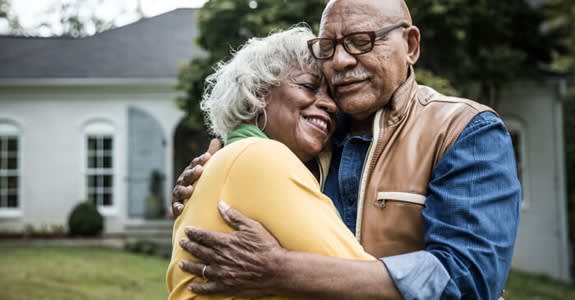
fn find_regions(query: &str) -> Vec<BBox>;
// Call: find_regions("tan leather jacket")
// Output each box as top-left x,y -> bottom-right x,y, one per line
317,70 -> 494,258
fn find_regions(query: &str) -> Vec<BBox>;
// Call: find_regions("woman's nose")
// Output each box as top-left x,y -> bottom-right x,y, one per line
315,91 -> 337,113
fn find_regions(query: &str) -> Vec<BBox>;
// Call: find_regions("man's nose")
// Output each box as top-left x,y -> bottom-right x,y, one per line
331,44 -> 357,72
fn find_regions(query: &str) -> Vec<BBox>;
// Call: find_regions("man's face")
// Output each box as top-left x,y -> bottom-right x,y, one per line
319,0 -> 409,121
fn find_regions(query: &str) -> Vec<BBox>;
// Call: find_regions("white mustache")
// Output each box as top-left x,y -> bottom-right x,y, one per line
331,67 -> 372,85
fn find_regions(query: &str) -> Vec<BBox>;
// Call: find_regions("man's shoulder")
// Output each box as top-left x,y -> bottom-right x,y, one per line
414,84 -> 495,117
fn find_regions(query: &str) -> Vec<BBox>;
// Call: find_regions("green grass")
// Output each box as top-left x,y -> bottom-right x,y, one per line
0,244 -> 169,300
505,270 -> 575,299
1,243 -> 574,299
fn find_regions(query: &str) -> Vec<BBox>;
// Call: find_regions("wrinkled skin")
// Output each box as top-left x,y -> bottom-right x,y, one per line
178,201 -> 284,297
172,0 -> 418,298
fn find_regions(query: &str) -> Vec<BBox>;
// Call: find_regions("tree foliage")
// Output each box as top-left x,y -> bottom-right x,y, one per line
0,0 -> 21,33
42,0 -> 117,37
408,0 -> 561,101
178,0 -> 561,128
547,0 -> 575,74
176,0 -> 328,128
546,0 -> 575,245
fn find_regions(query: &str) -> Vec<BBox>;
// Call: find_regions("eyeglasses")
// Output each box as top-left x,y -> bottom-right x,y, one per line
307,22 -> 410,60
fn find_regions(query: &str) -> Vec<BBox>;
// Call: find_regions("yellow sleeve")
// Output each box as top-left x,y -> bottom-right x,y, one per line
221,139 -> 373,260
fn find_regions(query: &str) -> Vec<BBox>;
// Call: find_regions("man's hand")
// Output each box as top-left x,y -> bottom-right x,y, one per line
171,138 -> 222,217
178,201 -> 285,297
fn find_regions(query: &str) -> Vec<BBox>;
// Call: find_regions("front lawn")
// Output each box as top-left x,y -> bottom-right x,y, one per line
1,243 -> 574,299
0,244 -> 168,300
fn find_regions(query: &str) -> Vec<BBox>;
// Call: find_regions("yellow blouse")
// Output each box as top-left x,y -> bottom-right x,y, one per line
166,137 -> 374,299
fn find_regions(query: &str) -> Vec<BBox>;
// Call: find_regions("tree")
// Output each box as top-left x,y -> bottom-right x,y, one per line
41,0 -> 118,37
177,0 -> 560,128
546,0 -> 575,254
176,0 -> 328,128
408,0 -> 561,102
0,0 -> 21,33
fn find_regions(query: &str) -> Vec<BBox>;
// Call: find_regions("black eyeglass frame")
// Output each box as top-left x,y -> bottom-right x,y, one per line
307,22 -> 410,60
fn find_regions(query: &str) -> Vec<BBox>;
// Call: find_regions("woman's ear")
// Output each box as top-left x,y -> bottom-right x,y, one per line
404,26 -> 420,66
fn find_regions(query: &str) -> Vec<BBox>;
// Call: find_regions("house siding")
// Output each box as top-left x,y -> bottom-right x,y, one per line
0,84 -> 184,233
498,79 -> 571,281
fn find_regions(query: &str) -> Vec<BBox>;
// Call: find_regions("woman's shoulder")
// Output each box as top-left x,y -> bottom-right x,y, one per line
210,137 -> 299,174
224,137 -> 319,189
224,137 -> 295,160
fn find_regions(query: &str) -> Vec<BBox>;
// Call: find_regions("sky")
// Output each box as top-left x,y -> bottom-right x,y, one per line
3,0 -> 208,35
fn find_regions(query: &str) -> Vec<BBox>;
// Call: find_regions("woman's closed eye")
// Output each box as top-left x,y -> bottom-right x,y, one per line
292,81 -> 319,92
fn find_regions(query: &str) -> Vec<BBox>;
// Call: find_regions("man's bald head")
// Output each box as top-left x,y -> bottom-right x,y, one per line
316,0 -> 421,123
321,0 -> 412,31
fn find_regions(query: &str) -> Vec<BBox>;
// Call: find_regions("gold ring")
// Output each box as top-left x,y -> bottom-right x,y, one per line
201,265 -> 208,281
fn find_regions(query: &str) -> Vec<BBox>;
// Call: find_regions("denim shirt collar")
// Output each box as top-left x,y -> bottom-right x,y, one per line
332,113 -> 373,148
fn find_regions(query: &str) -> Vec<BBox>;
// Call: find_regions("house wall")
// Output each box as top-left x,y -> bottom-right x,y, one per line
0,82 -> 184,233
497,80 -> 570,281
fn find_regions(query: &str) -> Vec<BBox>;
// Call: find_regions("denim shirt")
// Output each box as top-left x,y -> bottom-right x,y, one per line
324,112 -> 521,299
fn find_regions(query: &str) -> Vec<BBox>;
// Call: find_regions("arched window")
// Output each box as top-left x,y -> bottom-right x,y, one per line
504,118 -> 529,207
0,123 -> 20,214
84,121 -> 115,211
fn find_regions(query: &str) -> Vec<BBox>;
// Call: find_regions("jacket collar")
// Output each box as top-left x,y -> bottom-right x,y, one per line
382,66 -> 418,127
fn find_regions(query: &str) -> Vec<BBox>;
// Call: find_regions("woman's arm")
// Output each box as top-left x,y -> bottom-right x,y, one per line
179,204 -> 402,300
177,139 -> 402,299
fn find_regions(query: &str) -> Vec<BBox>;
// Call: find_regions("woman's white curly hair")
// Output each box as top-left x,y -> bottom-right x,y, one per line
200,25 -> 319,139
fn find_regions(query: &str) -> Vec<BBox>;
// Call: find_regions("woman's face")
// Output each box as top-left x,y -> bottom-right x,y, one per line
262,66 -> 337,162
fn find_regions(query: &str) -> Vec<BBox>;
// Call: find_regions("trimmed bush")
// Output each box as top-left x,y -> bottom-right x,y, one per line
124,239 -> 172,259
68,201 -> 104,236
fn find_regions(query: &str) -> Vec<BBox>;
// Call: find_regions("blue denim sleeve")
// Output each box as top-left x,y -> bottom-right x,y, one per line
382,112 -> 521,300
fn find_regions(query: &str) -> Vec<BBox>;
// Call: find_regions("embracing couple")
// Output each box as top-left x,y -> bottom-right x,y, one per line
167,0 -> 521,299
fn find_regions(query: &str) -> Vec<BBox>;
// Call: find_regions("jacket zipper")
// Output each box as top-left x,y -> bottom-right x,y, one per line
355,109 -> 385,241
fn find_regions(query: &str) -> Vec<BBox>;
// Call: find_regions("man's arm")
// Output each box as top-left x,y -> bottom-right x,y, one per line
382,112 -> 521,299
180,203 -> 402,300
171,138 -> 222,217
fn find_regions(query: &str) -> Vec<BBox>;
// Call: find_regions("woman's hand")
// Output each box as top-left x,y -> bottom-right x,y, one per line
171,138 -> 222,217
178,201 -> 285,297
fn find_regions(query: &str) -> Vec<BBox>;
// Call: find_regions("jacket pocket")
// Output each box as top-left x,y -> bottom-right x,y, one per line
376,191 -> 426,208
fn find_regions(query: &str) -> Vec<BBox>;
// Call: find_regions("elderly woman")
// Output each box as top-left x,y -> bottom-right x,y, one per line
166,26 -> 374,299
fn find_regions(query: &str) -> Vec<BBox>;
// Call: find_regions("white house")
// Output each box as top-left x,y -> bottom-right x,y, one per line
496,78 -> 571,281
0,8 -> 203,235
0,8 -> 571,282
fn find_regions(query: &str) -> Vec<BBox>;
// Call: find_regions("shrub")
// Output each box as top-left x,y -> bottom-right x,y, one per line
68,201 -> 104,237
124,239 -> 172,259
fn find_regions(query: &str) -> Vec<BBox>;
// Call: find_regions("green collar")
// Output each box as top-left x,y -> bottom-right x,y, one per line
225,124 -> 268,145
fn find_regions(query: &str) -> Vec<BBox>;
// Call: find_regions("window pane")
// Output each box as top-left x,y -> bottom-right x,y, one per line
7,176 -> 17,189
103,138 -> 113,151
87,155 -> 97,168
7,157 -> 17,170
7,138 -> 17,152
0,158 -> 5,170
88,193 -> 98,205
509,131 -> 522,184
102,192 -> 112,206
86,135 -> 113,207
103,156 -> 112,168
87,138 -> 98,150
7,194 -> 18,207
87,175 -> 96,188
103,175 -> 113,188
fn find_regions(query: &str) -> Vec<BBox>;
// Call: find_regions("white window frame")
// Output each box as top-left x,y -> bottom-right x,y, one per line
0,122 -> 22,218
504,118 -> 530,209
83,121 -> 117,216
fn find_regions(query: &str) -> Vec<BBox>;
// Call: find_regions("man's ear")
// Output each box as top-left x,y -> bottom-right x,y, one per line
405,26 -> 420,66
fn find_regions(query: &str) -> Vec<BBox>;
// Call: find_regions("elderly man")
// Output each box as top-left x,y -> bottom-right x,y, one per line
172,0 -> 521,299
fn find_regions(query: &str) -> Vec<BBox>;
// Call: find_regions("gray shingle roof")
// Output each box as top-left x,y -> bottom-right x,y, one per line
0,8 -> 204,79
